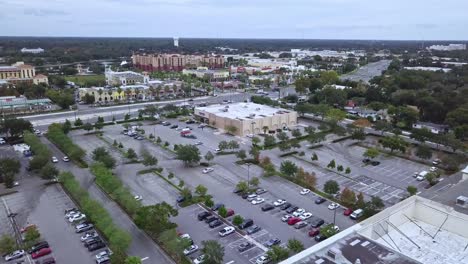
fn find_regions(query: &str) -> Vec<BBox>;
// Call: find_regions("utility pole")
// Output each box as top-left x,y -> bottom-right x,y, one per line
246,163 -> 251,189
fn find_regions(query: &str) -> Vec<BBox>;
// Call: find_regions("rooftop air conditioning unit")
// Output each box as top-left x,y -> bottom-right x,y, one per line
220,108 -> 228,112
249,113 -> 256,118
256,108 -> 261,111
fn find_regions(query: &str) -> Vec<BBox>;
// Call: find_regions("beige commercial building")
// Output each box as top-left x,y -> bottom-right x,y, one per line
194,102 -> 297,136
0,61 -> 48,85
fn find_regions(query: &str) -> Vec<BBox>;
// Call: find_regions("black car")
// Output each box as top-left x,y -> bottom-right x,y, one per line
261,204 -> 274,211
246,225 -> 261,234
170,125 -> 178,129
264,238 -> 281,247
362,158 -> 370,164
255,188 -> 267,195
205,216 -> 218,224
370,161 -> 381,166
209,219 -> 223,228
238,242 -> 253,252
211,203 -> 224,211
314,234 -> 327,242
88,241 -> 106,252
280,202 -> 291,210
176,196 -> 185,203
84,237 -> 102,248
241,193 -> 251,199
233,187 -> 243,194
315,197 -> 326,204
286,206 -> 299,214
197,211 -> 211,221
186,120 -> 195,124
309,217 -> 325,228
28,241 -> 49,254
238,219 -> 254,229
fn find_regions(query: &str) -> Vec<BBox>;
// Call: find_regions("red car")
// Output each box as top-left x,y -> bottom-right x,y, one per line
287,217 -> 302,226
31,248 -> 52,259
226,209 -> 235,217
308,228 -> 320,237
343,208 -> 353,216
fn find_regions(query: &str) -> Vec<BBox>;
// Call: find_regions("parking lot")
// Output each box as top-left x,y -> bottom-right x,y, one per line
0,185 -> 97,264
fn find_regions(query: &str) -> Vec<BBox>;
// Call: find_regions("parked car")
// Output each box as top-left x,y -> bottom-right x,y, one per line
4,250 -> 25,261
233,187 -> 243,194
28,241 -> 49,254
183,245 -> 199,255
255,188 -> 268,195
300,188 -> 310,195
315,197 -> 326,204
88,241 -> 106,252
308,228 -> 320,237
343,208 -> 353,216
209,219 -> 223,228
246,225 -> 261,234
75,223 -> 94,233
195,141 -> 203,145
95,256 -> 110,264
197,211 -> 211,221
134,195 -> 143,201
255,255 -> 271,264
95,249 -> 113,260
261,204 -> 274,211
80,231 -> 98,242
170,125 -> 178,129
246,194 -> 258,201
65,210 -> 80,218
176,196 -> 185,203
279,202 -> 291,210
251,197 -> 265,205
51,156 -> 58,163
238,242 -> 253,252
281,214 -> 293,222
84,237 -> 102,248
309,217 -> 325,228
204,216 -> 218,224
226,209 -> 235,217
294,221 -> 308,229
350,209 -> 364,220
193,254 -> 205,264
273,199 -> 286,207
314,234 -> 327,242
31,248 -> 52,259
286,206 -> 299,214
299,212 -> 313,220
430,166 -> 438,172
62,156 -> 70,162
162,121 -> 171,126
370,161 -> 380,166
218,226 -> 235,237
202,167 -> 214,174
432,159 -> 441,165
69,213 -> 86,222
238,219 -> 254,229
38,257 -> 56,264
264,238 -> 281,247
287,217 -> 302,226
292,208 -> 305,217
211,203 -> 224,211
328,203 -> 340,210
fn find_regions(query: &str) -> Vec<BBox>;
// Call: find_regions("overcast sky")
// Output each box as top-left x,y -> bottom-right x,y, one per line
1,0 -> 467,40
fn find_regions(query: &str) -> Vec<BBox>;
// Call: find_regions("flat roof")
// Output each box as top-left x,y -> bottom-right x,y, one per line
196,102 -> 293,121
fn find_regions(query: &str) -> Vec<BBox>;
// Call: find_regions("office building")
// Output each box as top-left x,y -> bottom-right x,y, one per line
105,68 -> 149,86
20,48 -> 45,54
132,53 -> 225,72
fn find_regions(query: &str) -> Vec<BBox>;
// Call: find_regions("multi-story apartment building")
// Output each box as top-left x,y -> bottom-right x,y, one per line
132,53 -> 225,72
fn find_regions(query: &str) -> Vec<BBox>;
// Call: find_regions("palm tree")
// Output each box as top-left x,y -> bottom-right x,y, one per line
156,85 -> 162,98
117,87 -> 123,100
124,89 -> 132,101
262,126 -> 269,134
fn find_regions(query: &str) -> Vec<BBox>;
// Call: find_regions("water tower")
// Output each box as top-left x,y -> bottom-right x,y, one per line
173,37 -> 179,47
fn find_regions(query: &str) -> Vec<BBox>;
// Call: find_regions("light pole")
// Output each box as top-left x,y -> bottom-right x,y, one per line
246,163 -> 251,189
251,121 -> 256,135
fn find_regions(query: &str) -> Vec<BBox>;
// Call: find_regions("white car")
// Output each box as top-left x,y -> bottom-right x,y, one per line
81,231 -> 98,242
273,199 -> 286,207
62,156 -> 70,162
246,134 -> 254,138
430,167 -> 438,172
292,208 -> 305,217
0,138 -> 5,144
328,203 -> 340,210
183,244 -> 199,255
65,211 -> 81,218
202,167 -> 214,174
300,188 -> 310,195
299,212 -> 313,220
69,213 -> 86,222
281,214 -> 292,222
51,156 -> 59,163
246,194 -> 257,201
251,197 -> 265,205
256,255 -> 271,264
134,195 -> 143,201
4,250 -> 25,261
95,249 -> 113,260
195,141 -> 203,145
193,254 -> 205,264
214,148 -> 221,153
219,226 -> 235,237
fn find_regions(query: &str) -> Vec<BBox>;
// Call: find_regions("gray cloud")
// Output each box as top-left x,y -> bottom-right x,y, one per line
23,8 -> 68,16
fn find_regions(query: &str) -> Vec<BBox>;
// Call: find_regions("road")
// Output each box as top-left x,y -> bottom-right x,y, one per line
340,60 -> 391,83
39,137 -> 175,264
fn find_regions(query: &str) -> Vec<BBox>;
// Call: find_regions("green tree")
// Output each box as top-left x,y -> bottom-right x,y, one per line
24,226 -> 40,243
124,113 -> 131,121
0,118 -> 33,137
195,184 -> 208,197
251,136 -> 260,146
205,197 -> 214,208
249,177 -> 260,188
407,186 -> 418,196
232,215 -> 244,226
326,108 -> 346,123
204,151 -> 214,162
181,187 -> 192,200
218,206 -> 227,218
141,149 -> 158,167
176,145 -> 201,166
323,180 -> 339,195
124,256 -> 142,264
236,149 -> 247,161
236,181 -> 249,194
363,148 -> 379,160
311,153 -> 318,161
277,132 -> 289,142
337,165 -> 343,172
228,140 -> 240,149
126,148 -> 138,160
0,235 -> 15,255
40,163 -> 59,179
202,240 -> 224,264
0,158 -> 21,180
135,202 -> 178,236
287,238 -> 304,253
266,245 -> 290,262
381,136 -> 408,153
320,224 -> 339,238
280,161 -> 298,177
263,135 -> 276,147
363,196 -> 385,217
83,122 -> 93,132
345,167 -> 351,174
340,187 -> 356,207
327,159 -> 336,169
225,125 -> 238,135
92,147 -> 116,169
320,70 -> 339,85
415,145 -> 432,160
351,128 -> 366,141
62,119 -> 72,134
262,126 -> 269,134
291,129 -> 302,138
218,141 -> 228,150
355,192 -> 365,209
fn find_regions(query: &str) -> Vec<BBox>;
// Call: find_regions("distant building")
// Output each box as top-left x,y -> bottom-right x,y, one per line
182,68 -> 229,80
194,102 -> 297,136
105,68 -> 149,86
428,44 -> 466,51
0,61 -> 48,85
173,37 -> 179,47
413,122 -> 449,134
20,48 -> 44,54
33,74 -> 49,85
0,96 -> 52,112
132,53 -> 225,72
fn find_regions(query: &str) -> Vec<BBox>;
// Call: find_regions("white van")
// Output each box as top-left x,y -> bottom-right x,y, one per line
416,171 -> 428,181
350,209 -> 363,220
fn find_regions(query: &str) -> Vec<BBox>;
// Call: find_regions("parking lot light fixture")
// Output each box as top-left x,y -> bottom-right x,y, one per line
246,163 -> 251,189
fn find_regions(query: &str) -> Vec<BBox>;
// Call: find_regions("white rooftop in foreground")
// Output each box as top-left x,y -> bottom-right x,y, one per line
196,102 -> 291,120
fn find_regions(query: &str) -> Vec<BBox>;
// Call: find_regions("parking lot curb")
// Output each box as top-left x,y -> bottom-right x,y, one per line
0,189 -> 18,198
